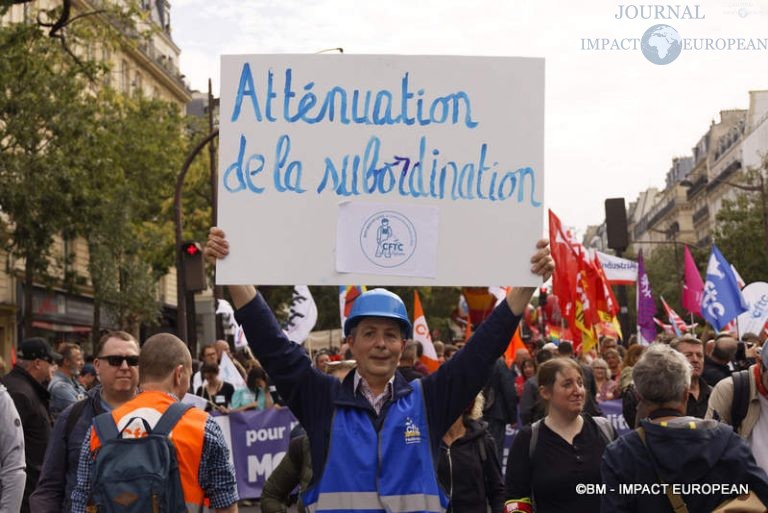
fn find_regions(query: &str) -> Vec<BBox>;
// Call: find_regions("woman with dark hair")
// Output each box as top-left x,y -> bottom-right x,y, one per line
231,367 -> 274,412
195,362 -> 235,413
515,358 -> 536,397
505,358 -> 614,513
437,393 -> 504,513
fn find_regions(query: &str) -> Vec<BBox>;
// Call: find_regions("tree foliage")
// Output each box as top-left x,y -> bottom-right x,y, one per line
0,22 -> 99,335
0,9 -> 209,338
713,163 -> 768,285
79,91 -> 189,337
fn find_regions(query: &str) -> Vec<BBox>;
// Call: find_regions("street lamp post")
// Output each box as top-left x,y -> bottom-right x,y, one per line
174,128 -> 219,346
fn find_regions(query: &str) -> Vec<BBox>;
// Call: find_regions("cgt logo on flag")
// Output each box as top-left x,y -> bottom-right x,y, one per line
701,245 -> 748,331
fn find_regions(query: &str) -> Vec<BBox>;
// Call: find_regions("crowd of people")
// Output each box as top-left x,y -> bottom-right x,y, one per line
0,229 -> 767,512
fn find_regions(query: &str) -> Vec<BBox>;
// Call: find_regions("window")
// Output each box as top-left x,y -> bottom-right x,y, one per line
121,60 -> 130,93
133,71 -> 143,95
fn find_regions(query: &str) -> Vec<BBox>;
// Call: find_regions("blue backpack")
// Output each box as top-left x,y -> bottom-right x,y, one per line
90,402 -> 193,513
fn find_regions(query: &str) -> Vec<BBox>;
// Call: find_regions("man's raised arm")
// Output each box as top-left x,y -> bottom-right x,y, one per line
204,227 -> 337,428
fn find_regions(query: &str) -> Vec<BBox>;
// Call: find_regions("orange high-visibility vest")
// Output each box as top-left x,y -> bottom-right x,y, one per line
89,390 -> 208,509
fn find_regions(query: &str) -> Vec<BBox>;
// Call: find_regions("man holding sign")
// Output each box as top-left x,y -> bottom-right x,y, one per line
205,227 -> 553,512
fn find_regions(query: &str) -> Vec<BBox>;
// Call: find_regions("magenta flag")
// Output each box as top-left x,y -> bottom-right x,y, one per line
636,250 -> 657,344
682,246 -> 704,315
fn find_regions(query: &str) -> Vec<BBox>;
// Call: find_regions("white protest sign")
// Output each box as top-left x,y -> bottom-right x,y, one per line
181,392 -> 210,411
217,55 -> 544,286
736,282 -> 768,336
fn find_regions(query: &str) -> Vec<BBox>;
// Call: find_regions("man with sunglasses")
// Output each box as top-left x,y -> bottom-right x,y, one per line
30,331 -> 139,513
1,337 -> 60,513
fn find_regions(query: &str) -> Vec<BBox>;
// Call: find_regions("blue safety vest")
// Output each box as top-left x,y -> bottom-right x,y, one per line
302,379 -> 448,513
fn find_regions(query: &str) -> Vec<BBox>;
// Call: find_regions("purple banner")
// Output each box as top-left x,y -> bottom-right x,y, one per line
598,399 -> 630,437
227,408 -> 299,499
636,250 -> 658,344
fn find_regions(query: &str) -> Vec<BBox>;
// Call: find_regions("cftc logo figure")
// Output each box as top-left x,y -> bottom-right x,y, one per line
360,211 -> 417,268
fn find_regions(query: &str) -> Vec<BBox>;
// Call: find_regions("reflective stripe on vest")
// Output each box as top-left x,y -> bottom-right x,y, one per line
90,390 -> 208,508
303,379 -> 447,513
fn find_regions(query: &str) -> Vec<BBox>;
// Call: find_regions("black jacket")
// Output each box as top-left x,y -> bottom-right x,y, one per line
30,386 -> 106,513
2,365 -> 52,513
702,357 -> 731,387
483,359 -> 517,423
602,417 -> 768,512
437,419 -> 505,513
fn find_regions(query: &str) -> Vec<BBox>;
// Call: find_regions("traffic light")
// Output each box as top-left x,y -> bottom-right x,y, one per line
181,241 -> 206,293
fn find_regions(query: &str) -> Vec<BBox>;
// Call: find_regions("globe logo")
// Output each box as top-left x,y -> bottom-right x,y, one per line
641,24 -> 682,65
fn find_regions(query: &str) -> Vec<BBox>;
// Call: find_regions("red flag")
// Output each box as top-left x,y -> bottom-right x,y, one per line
661,296 -> 687,336
654,317 -> 675,335
549,210 -> 579,332
682,246 -> 704,316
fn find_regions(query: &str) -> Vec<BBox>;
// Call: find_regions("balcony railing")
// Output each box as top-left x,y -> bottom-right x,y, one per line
647,199 -> 676,230
687,175 -> 708,200
693,206 -> 710,224
707,161 -> 742,192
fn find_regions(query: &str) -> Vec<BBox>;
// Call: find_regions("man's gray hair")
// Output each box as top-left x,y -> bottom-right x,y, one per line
632,343 -> 691,404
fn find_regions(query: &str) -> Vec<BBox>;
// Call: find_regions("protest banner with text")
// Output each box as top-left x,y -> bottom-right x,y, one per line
217,55 -> 545,286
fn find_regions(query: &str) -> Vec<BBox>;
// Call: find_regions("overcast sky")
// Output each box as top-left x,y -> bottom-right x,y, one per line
170,0 -> 768,237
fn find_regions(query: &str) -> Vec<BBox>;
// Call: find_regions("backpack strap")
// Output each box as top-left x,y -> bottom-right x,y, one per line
64,398 -> 91,440
477,436 -> 487,464
636,427 -> 690,513
731,370 -> 750,433
589,414 -> 616,444
153,403 -> 194,437
528,419 -> 542,460
93,411 -> 120,443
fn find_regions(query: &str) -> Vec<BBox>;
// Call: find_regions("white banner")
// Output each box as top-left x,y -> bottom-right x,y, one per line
597,251 -> 637,284
220,351 -> 247,389
736,282 -> 768,336
282,285 -> 318,343
216,55 -> 545,286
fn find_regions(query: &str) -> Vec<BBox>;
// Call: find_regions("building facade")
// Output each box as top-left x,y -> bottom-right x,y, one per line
0,0 -> 192,362
586,90 -> 768,273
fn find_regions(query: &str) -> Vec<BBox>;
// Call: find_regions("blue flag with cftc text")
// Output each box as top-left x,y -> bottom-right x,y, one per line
701,244 -> 748,332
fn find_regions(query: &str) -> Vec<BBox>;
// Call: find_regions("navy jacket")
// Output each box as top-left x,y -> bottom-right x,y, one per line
235,293 -> 521,487
602,417 -> 768,512
29,387 -> 106,513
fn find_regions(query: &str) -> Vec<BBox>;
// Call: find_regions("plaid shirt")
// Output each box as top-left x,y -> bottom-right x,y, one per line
70,401 -> 238,512
354,371 -> 395,415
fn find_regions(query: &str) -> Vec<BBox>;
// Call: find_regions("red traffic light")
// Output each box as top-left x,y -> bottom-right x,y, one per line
183,243 -> 200,256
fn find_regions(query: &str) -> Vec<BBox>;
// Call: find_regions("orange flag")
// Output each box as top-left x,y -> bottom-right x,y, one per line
413,291 -> 440,373
504,326 -> 526,367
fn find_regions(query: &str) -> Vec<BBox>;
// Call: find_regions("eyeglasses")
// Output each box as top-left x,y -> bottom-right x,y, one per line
101,355 -> 139,367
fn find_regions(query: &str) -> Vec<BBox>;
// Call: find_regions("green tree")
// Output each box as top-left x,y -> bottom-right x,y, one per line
0,22 -> 100,336
713,164 -> 768,285
645,244 -> 683,311
80,91 -> 190,338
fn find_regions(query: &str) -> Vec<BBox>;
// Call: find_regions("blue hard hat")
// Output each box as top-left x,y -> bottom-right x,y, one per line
343,288 -> 412,339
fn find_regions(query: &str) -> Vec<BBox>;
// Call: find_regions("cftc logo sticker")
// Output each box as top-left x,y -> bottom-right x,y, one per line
360,211 -> 417,268
404,417 -> 422,445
